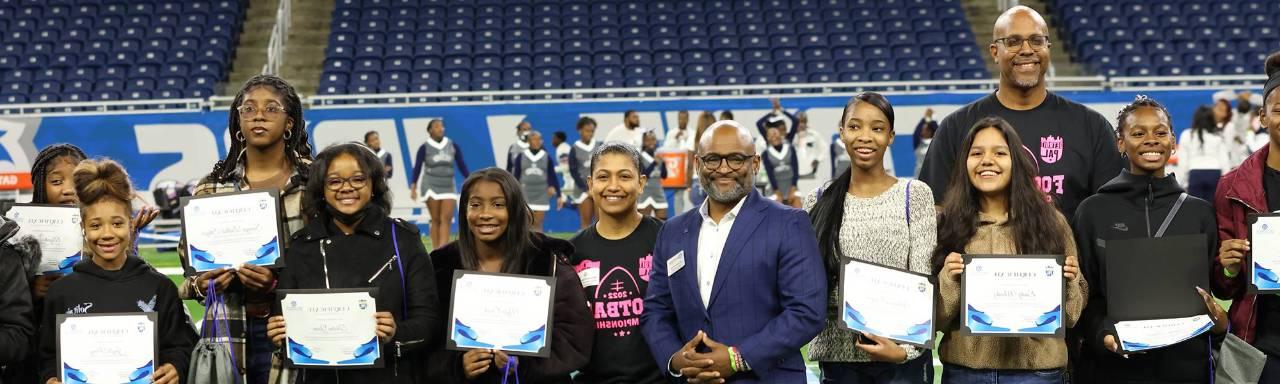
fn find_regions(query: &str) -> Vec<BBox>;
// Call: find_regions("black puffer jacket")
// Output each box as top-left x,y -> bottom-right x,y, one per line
426,233 -> 592,384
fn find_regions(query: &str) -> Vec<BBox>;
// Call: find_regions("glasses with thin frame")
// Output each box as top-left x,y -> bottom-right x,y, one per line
699,153 -> 755,171
325,175 -> 369,191
236,104 -> 287,118
993,35 -> 1050,51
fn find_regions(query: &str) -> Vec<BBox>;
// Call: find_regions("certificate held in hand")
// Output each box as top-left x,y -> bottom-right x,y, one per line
839,258 -> 935,348
961,255 -> 1065,337
57,313 -> 157,384
181,189 -> 284,272
1106,235 -> 1213,352
447,270 -> 555,357
8,204 -> 82,275
1249,214 -> 1280,293
278,288 -> 383,368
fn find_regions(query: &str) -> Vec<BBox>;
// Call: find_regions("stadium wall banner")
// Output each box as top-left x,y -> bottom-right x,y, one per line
0,90 -> 1231,233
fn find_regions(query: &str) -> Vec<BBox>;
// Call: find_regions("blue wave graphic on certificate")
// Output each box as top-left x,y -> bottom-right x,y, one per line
189,237 -> 280,271
1122,321 -> 1214,352
966,305 -> 1062,333
288,336 -> 381,366
63,360 -> 152,383
1255,262 -> 1280,290
843,303 -> 932,345
452,320 -> 548,352
55,251 -> 80,275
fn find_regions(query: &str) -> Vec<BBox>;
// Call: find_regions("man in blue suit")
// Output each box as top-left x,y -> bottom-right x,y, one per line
642,120 -> 826,383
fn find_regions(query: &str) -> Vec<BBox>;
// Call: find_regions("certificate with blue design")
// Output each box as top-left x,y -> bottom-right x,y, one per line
180,189 -> 284,272
57,312 -> 157,384
838,259 -> 934,348
447,270 -> 555,357
1115,315 -> 1214,353
278,288 -> 383,368
1248,214 -> 1280,293
8,204 -> 82,275
961,255 -> 1065,337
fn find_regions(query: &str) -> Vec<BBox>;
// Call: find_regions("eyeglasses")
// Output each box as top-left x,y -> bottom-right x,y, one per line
698,153 -> 755,171
325,175 -> 368,191
993,35 -> 1050,51
236,104 -> 287,117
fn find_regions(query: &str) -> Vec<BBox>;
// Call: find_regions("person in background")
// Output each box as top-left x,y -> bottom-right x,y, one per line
642,120 -> 826,384
913,108 -> 939,177
720,110 -> 735,122
756,98 -> 799,140
506,121 -> 533,174
427,168 -> 592,383
605,110 -> 646,148
1249,106 -> 1268,153
570,143 -> 667,384
665,111 -> 694,152
410,119 -> 470,250
568,118 -> 601,229
365,131 -> 394,178
806,93 -> 937,384
1174,105 -> 1230,202
763,123 -> 802,208
792,111 -> 824,179
688,112 -> 718,208
638,129 -> 670,219
1213,99 -> 1247,167
553,130 -> 573,211
831,133 -> 851,180
932,116 -> 1086,383
511,131 -> 560,231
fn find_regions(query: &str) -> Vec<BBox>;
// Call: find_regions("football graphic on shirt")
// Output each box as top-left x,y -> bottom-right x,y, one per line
593,266 -> 644,337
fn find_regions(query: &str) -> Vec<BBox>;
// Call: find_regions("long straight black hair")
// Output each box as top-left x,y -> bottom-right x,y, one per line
457,168 -> 534,274
808,92 -> 895,287
205,75 -> 314,186
931,116 -> 1068,273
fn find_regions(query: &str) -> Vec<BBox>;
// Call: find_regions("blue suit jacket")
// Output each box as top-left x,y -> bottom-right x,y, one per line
641,190 -> 827,383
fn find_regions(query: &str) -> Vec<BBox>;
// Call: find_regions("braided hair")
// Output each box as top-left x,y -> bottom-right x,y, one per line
1115,95 -> 1171,138
205,75 -> 313,186
30,143 -> 87,204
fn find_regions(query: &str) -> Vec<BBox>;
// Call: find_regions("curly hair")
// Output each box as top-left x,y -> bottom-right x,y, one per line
205,75 -> 313,186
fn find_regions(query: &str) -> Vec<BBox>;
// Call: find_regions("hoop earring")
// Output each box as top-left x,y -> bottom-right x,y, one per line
235,130 -> 245,142
284,129 -> 293,140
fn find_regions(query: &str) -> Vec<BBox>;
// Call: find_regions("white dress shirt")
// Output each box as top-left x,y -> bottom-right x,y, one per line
695,196 -> 748,307
605,124 -> 646,148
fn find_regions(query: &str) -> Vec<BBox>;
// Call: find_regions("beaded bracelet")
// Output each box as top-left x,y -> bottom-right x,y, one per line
728,347 -> 739,373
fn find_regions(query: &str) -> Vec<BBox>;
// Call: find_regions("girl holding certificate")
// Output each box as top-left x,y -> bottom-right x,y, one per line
1213,53 -> 1280,381
178,74 -> 314,383
1073,96 -> 1229,383
427,168 -> 592,383
932,117 -> 1087,383
409,119 -> 470,249
39,159 -> 197,384
267,143 -> 441,383
804,93 -> 938,383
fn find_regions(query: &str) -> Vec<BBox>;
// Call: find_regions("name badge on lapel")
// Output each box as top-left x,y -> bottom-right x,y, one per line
667,251 -> 686,276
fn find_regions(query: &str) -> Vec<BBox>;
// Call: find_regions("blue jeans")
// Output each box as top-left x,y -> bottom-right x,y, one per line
820,354 -> 933,384
942,364 -> 1064,384
247,317 -> 272,384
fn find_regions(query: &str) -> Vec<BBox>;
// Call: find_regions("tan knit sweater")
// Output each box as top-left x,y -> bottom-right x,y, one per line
935,211 -> 1088,370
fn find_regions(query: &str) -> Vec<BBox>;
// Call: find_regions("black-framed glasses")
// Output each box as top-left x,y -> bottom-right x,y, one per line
236,104 -> 287,118
699,153 -> 755,171
993,35 -> 1050,51
325,175 -> 369,191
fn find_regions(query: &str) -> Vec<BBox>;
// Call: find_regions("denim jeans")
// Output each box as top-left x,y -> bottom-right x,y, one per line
247,317 -> 272,384
820,354 -> 933,384
941,364 -> 1064,384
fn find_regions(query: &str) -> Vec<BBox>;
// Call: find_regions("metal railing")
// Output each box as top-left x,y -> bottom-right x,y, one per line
306,76 -> 1109,108
0,75 -> 1268,116
262,0 -> 291,76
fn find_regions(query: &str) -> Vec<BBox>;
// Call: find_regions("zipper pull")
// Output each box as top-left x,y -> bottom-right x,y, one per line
367,255 -> 398,283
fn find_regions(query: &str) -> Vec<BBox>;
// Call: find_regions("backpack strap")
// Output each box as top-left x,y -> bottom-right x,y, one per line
389,219 -> 409,319
1154,193 -> 1188,238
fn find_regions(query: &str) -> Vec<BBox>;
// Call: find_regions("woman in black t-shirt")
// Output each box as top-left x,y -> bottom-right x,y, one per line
569,142 -> 666,384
